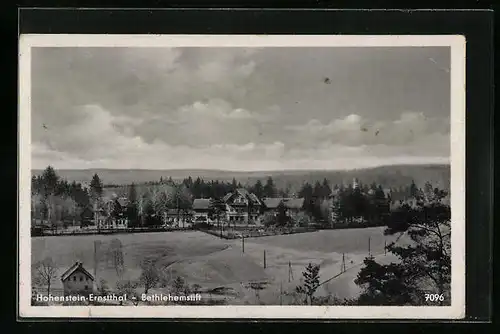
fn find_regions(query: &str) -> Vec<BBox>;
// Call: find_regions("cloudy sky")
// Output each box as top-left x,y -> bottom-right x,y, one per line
31,46 -> 450,171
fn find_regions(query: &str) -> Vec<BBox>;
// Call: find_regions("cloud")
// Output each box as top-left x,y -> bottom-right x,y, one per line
30,47 -> 451,170
286,111 -> 449,150
32,104 -> 448,171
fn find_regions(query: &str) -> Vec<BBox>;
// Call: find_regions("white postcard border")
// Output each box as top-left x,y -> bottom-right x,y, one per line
18,34 -> 466,319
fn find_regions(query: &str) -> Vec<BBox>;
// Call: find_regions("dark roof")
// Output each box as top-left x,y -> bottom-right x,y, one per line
192,199 -> 211,210
61,262 -> 94,282
263,198 -> 282,209
284,198 -> 305,209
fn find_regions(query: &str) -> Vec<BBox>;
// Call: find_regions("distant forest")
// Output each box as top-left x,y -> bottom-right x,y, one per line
31,165 -> 448,228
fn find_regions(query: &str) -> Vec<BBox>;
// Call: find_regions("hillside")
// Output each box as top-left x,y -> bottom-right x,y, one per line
31,164 -> 450,193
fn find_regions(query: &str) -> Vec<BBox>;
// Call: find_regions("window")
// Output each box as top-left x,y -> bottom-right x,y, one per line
85,285 -> 88,290
73,276 -> 76,281
86,277 -> 89,281
80,276 -> 83,282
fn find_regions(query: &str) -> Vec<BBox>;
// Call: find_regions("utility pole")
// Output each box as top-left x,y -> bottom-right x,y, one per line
242,235 -> 245,253
280,281 -> 283,305
288,261 -> 293,282
94,201 -> 99,233
263,250 -> 266,269
93,240 -> 98,279
384,240 -> 387,256
368,236 -> 371,256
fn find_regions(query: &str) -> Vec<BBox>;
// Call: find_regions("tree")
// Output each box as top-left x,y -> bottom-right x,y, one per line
39,166 -> 60,223
210,198 -> 226,228
231,178 -> 238,191
373,185 -> 390,224
167,185 -> 193,227
293,211 -> 312,227
97,279 -> 110,296
263,177 -> 277,198
172,276 -> 186,294
262,212 -> 276,227
128,183 -> 138,203
409,179 -> 418,198
41,166 -> 59,197
355,189 -> 451,305
90,174 -> 104,229
295,263 -> 321,305
321,178 -> 332,199
34,257 -> 58,296
424,181 -> 434,200
276,201 -> 289,227
139,262 -> 160,294
116,279 -> 139,303
355,256 -> 418,305
89,173 -> 103,201
319,199 -> 332,225
298,183 -> 314,216
252,180 -> 264,199
311,181 -> 325,220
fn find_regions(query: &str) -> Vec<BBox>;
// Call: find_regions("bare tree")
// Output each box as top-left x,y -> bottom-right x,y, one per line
35,257 -> 58,296
139,262 -> 160,294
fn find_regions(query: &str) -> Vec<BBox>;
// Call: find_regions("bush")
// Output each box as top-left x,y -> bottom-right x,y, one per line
292,212 -> 312,227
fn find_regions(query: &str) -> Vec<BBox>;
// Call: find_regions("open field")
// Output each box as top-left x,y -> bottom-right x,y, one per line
32,228 -> 407,305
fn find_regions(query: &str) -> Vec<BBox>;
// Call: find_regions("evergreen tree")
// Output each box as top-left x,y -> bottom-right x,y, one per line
295,263 -> 321,305
263,177 -> 277,198
127,183 -> 139,227
89,174 -> 103,201
41,166 -> 59,197
275,201 -> 289,227
321,178 -> 332,199
298,183 -> 314,216
251,180 -> 263,198
409,180 -> 418,198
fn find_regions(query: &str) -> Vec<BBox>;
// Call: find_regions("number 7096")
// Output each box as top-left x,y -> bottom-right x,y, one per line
424,294 -> 444,302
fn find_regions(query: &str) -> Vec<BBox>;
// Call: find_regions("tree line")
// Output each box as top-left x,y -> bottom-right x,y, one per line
32,165 -> 444,230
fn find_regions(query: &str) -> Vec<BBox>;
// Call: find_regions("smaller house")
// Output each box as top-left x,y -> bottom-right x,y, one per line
263,197 -> 305,218
192,199 -> 212,224
262,198 -> 282,213
284,198 -> 305,218
61,262 -> 95,297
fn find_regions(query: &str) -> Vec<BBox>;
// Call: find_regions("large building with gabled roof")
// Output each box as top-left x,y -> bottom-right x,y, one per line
223,188 -> 262,224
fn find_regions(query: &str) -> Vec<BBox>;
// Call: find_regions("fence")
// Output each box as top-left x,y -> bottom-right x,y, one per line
32,226 -> 194,237
198,226 -> 318,239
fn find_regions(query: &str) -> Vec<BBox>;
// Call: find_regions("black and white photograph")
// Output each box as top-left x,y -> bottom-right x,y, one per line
18,35 -> 465,319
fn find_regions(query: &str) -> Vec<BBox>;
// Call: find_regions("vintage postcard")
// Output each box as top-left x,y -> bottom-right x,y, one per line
18,34 -> 465,319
